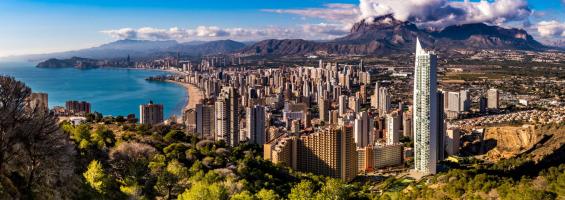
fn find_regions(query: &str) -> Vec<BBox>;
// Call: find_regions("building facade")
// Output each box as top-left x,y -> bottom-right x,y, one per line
413,38 -> 439,175
140,101 -> 164,125
215,86 -> 240,147
246,105 -> 266,145
196,104 -> 215,139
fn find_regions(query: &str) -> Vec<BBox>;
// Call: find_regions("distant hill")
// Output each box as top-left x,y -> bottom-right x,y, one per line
241,15 -> 549,56
169,40 -> 247,56
10,39 -> 248,61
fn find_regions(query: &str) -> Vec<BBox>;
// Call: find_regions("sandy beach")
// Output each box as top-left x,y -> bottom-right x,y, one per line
166,80 -> 204,112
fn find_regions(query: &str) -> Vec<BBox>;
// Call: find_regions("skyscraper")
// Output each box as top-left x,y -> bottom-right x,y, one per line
487,89 -> 500,109
371,82 -> 379,110
338,95 -> 348,116
348,96 -> 360,113
459,90 -> 470,112
215,87 -> 240,147
413,38 -> 439,175
436,91 -> 446,161
247,105 -> 266,145
140,101 -> 164,125
378,87 -> 391,117
318,97 -> 329,122
385,112 -> 401,145
354,111 -> 370,147
196,104 -> 215,139
447,92 -> 461,112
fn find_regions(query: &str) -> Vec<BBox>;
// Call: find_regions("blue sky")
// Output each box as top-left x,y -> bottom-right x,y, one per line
0,0 -> 564,57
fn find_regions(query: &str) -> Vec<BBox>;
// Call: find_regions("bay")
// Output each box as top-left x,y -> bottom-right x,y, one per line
0,62 -> 187,118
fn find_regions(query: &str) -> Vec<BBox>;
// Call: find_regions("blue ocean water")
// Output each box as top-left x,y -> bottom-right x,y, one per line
0,62 -> 187,118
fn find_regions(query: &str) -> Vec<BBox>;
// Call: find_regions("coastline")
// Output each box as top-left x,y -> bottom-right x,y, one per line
165,80 -> 204,113
28,64 -> 199,116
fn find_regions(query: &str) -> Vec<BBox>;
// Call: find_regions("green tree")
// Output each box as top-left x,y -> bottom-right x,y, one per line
177,182 -> 228,200
91,126 -> 115,150
315,179 -> 349,199
164,130 -> 187,143
231,190 -> 255,200
256,189 -> 279,200
83,160 -> 109,194
288,180 -> 315,200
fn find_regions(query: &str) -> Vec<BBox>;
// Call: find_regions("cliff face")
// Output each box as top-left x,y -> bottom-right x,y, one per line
240,15 -> 549,56
462,124 -> 565,162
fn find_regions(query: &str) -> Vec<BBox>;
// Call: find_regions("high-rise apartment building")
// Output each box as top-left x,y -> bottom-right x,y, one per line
318,97 -> 329,122
459,90 -> 470,112
385,112 -> 401,145
265,126 -> 358,182
413,38 -> 439,175
348,96 -> 360,113
487,89 -> 500,109
354,111 -> 371,147
215,87 -> 240,147
338,95 -> 348,116
140,101 -> 164,125
66,100 -> 91,114
447,92 -> 461,112
247,105 -> 266,145
402,110 -> 413,139
371,82 -> 379,110
196,104 -> 215,139
378,87 -> 391,117
436,91 -> 446,161
446,128 -> 460,156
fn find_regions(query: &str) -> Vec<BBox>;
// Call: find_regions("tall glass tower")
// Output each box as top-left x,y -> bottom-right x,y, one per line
413,38 -> 438,175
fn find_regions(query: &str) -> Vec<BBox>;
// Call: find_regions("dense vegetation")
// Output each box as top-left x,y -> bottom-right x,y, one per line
1,75 -> 564,199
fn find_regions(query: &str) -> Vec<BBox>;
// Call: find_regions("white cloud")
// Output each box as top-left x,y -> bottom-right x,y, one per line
263,0 -> 533,31
302,23 -> 349,37
536,20 -> 565,37
359,0 -> 532,29
101,25 -> 347,41
262,3 -> 360,27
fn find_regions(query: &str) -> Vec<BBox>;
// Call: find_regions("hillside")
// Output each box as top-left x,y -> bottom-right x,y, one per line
241,15 -> 549,56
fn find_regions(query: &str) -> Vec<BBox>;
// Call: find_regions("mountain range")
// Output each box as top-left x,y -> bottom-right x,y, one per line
10,15 -> 561,61
240,15 -> 549,56
12,39 -> 248,61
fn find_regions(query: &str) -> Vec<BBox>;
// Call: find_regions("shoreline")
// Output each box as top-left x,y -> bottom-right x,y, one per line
30,64 -> 199,116
165,80 -> 204,113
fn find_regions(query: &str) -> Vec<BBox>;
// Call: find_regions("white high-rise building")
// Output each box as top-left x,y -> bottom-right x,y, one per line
459,90 -> 470,112
447,92 -> 461,112
378,87 -> 391,117
413,38 -> 439,175
386,112 -> 401,145
354,111 -> 370,147
487,89 -> 500,109
246,105 -> 266,145
215,87 -> 240,147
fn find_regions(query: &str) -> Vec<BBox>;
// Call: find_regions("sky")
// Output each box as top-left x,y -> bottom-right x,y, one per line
0,0 -> 564,57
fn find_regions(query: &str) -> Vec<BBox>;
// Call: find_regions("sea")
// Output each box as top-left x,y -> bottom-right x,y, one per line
0,62 -> 187,118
